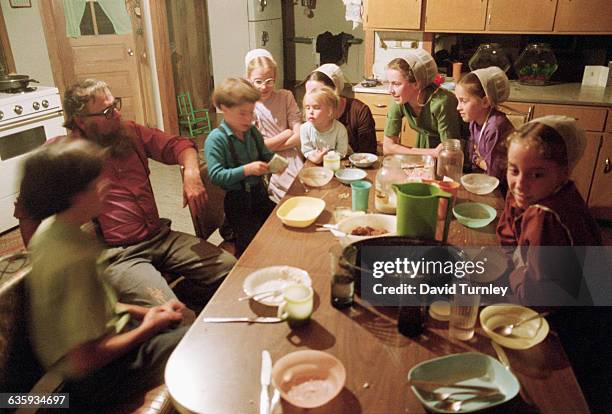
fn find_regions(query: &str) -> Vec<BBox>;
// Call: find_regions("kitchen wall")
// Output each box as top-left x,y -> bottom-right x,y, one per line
1,0 -> 54,85
293,1 -> 364,84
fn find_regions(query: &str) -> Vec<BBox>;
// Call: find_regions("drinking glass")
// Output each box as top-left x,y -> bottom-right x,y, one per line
449,293 -> 481,340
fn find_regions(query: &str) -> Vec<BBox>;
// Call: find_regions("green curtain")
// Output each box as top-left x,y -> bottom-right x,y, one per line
97,0 -> 132,35
63,0 -> 87,37
64,0 -> 131,37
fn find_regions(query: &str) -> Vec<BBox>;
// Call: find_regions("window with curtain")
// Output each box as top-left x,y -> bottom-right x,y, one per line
64,0 -> 132,37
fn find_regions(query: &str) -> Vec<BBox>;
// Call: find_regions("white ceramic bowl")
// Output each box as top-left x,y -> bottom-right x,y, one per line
334,168 -> 367,185
276,196 -> 326,228
335,213 -> 396,245
480,304 -> 550,350
271,350 -> 346,409
349,152 -> 378,168
299,167 -> 333,187
461,173 -> 500,195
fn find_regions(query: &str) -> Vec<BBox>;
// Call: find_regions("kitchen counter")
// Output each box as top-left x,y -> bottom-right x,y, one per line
353,81 -> 612,107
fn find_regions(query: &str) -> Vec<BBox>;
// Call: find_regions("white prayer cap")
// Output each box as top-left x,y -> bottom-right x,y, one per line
526,115 -> 586,170
244,49 -> 276,69
473,66 -> 510,105
313,63 -> 345,95
395,49 -> 438,87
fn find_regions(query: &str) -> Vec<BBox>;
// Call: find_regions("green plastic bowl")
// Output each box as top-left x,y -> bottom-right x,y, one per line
453,202 -> 497,228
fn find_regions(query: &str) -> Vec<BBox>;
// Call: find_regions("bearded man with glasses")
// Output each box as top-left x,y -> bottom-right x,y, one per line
15,79 -> 236,313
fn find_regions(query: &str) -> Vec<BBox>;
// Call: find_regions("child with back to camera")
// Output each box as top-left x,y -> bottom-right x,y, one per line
245,48 -> 302,203
300,86 -> 350,164
456,67 -> 514,192
496,116 -> 608,413
20,138 -> 187,409
205,77 -> 279,257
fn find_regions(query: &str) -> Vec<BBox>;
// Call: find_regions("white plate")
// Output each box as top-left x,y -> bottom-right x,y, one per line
480,304 -> 550,350
243,266 -> 312,306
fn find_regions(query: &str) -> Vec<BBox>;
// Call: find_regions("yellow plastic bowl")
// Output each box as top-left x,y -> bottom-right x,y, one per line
276,197 -> 326,228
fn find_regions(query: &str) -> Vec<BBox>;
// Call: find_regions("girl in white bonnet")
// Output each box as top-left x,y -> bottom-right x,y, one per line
456,66 -> 514,193
245,48 -> 303,203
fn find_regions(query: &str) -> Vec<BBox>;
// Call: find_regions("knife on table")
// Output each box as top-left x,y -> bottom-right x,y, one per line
202,317 -> 283,323
260,350 -> 272,414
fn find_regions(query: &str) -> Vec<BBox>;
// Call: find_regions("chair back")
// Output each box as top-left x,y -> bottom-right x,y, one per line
177,93 -> 195,119
181,163 -> 226,240
499,104 -> 533,130
0,252 -> 44,394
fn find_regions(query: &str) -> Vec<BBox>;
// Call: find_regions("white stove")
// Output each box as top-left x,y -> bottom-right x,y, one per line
0,86 -> 62,127
0,85 -> 65,233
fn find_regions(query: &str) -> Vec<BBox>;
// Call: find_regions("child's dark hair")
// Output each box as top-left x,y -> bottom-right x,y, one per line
19,138 -> 107,220
305,71 -> 336,90
508,122 -> 569,168
212,78 -> 260,108
457,72 -> 486,99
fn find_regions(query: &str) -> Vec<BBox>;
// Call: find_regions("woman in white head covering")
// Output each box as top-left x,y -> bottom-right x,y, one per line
456,66 -> 514,192
245,49 -> 303,203
383,49 -> 463,155
304,64 -> 377,154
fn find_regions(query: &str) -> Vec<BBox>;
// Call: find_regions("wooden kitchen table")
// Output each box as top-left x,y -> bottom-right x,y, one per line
165,166 -> 589,414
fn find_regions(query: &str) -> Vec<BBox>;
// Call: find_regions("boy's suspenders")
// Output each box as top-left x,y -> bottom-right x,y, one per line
226,131 -> 265,192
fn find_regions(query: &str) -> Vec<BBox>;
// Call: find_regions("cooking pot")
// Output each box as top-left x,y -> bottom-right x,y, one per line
0,74 -> 39,91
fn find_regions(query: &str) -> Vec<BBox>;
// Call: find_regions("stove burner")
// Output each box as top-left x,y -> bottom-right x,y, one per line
0,86 -> 38,94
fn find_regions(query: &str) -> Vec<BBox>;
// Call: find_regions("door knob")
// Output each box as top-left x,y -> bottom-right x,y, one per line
259,0 -> 267,12
261,31 -> 269,46
604,158 -> 611,174
127,48 -> 135,56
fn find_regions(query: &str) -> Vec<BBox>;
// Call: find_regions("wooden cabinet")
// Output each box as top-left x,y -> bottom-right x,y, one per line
588,133 -> 612,220
554,0 -> 612,32
532,104 -> 607,132
572,132 -> 602,200
486,0 -> 557,32
363,0 -> 422,30
424,0 -> 487,31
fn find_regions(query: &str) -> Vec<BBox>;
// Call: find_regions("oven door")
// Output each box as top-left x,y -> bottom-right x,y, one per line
0,111 -> 65,233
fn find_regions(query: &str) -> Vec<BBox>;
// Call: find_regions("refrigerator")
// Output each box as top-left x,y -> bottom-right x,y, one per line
208,0 -> 283,89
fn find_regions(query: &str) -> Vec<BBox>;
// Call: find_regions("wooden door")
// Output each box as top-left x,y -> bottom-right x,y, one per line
486,0 -> 557,32
40,0 -> 146,124
588,133 -> 612,220
425,0 -> 487,32
571,132 -> 601,201
554,0 -> 612,33
363,0 -> 422,30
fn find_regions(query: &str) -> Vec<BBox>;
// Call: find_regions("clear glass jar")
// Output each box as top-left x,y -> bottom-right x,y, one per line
437,139 -> 464,182
514,43 -> 558,86
468,43 -> 511,72
375,155 -> 407,214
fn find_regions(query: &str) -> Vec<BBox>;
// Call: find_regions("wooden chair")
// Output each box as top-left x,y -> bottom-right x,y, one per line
499,104 -> 533,130
0,252 -> 175,414
176,93 -> 212,138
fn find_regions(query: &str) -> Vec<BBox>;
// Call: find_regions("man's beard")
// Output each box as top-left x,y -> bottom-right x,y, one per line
85,121 -> 134,157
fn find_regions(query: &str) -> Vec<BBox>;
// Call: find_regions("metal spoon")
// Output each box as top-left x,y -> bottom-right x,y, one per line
298,178 -> 310,193
436,392 -> 504,412
238,289 -> 283,302
494,311 -> 549,337
427,388 -> 500,402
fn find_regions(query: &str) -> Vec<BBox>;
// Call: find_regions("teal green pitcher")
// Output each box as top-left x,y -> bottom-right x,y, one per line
393,183 -> 453,242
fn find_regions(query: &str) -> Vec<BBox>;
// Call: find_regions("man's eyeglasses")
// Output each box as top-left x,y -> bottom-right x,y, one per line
83,97 -> 122,119
252,78 -> 275,87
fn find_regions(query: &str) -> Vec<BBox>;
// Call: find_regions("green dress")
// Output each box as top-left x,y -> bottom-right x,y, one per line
384,85 -> 463,148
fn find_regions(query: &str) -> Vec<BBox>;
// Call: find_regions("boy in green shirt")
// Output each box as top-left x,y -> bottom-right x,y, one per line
205,78 -> 283,256
20,138 -> 188,409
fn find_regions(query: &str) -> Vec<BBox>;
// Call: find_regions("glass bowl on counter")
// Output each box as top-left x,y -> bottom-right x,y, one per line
514,43 -> 558,86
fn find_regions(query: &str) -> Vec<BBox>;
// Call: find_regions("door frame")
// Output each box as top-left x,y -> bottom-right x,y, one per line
38,0 -> 178,134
